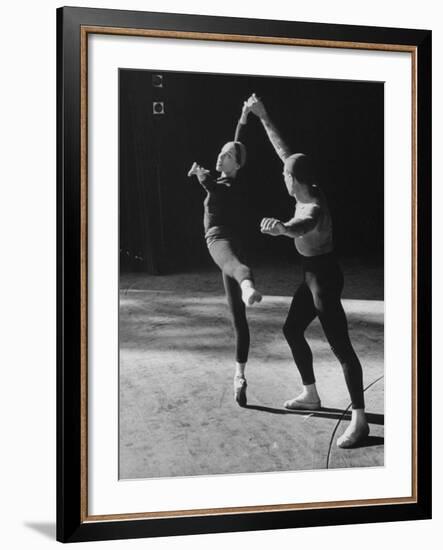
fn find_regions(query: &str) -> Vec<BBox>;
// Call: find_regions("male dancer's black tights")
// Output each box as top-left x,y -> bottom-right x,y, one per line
207,237 -> 251,364
283,253 -> 365,409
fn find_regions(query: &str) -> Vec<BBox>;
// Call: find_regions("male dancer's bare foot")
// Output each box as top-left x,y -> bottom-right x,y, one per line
337,409 -> 370,448
240,280 -> 262,306
284,383 -> 321,410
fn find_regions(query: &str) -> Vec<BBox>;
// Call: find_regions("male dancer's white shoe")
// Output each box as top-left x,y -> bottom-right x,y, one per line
337,423 -> 370,448
283,397 -> 321,411
284,384 -> 321,410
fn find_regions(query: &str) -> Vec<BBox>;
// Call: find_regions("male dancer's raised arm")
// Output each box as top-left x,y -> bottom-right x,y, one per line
246,93 -> 292,162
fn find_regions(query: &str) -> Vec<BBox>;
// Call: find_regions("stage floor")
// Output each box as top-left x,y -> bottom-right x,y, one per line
119,259 -> 384,479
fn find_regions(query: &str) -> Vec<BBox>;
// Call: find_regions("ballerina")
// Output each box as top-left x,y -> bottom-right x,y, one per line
188,101 -> 261,406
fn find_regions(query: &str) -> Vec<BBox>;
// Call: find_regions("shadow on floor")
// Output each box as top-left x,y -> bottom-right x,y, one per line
363,435 -> 385,447
24,522 -> 56,540
245,404 -> 384,426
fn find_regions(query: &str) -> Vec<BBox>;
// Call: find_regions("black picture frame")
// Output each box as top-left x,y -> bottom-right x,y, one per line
57,6 -> 432,543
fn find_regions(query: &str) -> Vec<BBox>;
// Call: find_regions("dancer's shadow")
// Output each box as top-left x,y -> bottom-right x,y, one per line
363,435 -> 385,447
245,404 -> 384,427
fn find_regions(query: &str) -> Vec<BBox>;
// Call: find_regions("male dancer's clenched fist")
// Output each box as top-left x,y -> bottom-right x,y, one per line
260,217 -> 286,236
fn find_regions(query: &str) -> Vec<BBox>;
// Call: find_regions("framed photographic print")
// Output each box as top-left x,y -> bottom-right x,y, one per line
57,6 -> 432,543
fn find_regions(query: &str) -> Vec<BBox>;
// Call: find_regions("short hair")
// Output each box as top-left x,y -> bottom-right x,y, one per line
285,153 -> 315,184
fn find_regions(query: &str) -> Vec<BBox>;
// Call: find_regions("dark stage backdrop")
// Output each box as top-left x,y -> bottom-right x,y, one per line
119,69 -> 384,274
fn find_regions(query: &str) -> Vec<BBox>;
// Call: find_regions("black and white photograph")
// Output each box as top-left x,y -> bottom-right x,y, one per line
1,0 -> 436,546
118,69 -> 384,480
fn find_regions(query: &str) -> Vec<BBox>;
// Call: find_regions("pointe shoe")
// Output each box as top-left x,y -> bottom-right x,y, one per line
283,397 -> 321,411
242,288 -> 262,306
337,424 -> 370,449
234,376 -> 247,407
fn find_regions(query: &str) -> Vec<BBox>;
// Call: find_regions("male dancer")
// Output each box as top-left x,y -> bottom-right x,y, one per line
246,94 -> 370,448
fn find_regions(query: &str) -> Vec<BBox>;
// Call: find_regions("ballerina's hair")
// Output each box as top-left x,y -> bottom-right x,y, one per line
232,141 -> 247,168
